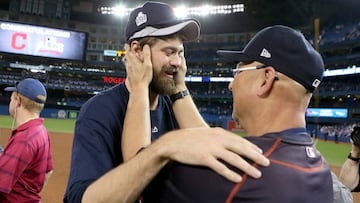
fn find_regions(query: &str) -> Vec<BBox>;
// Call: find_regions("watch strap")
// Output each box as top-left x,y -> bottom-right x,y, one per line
348,152 -> 360,162
170,90 -> 190,102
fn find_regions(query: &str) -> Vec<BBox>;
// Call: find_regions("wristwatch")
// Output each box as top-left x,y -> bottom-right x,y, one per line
347,152 -> 360,162
170,90 -> 190,102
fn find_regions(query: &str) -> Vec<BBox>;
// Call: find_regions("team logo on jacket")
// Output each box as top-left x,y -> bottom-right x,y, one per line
305,146 -> 316,158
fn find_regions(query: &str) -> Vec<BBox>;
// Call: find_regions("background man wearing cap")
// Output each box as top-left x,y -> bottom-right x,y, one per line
339,126 -> 360,192
0,78 -> 53,202
64,2 -> 269,203
126,25 -> 351,202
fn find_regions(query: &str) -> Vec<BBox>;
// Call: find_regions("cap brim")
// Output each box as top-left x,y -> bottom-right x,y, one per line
129,20 -> 200,42
217,50 -> 253,62
4,87 -> 16,92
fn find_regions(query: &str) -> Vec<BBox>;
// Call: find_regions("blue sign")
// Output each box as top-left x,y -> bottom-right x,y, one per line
306,108 -> 348,118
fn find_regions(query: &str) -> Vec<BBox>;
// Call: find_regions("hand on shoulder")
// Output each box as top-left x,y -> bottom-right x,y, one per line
152,127 -> 270,182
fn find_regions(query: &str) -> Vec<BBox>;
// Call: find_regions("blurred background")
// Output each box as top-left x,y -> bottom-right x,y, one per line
0,0 -> 359,202
0,0 -> 359,136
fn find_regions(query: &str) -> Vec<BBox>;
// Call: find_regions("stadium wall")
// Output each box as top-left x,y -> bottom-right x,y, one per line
0,104 -> 79,119
0,104 -> 352,143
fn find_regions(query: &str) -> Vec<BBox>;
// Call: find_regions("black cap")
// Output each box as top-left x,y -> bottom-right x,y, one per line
125,1 -> 200,42
217,25 -> 324,92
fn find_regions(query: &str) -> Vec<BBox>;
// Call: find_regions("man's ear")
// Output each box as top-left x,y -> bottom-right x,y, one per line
257,67 -> 277,97
15,95 -> 21,107
129,40 -> 143,60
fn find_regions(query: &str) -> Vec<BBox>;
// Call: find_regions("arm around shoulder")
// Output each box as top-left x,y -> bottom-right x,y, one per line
339,147 -> 360,191
332,171 -> 353,203
82,139 -> 170,203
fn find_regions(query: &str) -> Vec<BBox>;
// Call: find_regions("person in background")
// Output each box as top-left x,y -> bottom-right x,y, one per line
123,25 -> 352,202
0,78 -> 53,202
64,2 -> 269,203
339,126 -> 360,192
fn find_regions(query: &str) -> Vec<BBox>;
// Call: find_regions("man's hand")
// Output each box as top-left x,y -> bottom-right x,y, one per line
154,127 -> 270,182
124,44 -> 153,92
173,52 -> 187,91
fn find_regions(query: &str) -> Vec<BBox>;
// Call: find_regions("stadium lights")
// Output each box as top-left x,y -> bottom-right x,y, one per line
174,4 -> 245,17
98,3 -> 244,18
98,4 -> 133,17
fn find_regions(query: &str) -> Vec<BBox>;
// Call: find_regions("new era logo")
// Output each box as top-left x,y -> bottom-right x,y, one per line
152,126 -> 158,133
260,48 -> 271,58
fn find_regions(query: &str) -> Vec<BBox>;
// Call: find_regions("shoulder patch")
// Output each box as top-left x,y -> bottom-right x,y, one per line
305,146 -> 316,158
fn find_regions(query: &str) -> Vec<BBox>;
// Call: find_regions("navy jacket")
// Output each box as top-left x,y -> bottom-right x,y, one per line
145,128 -> 333,203
63,82 -> 178,202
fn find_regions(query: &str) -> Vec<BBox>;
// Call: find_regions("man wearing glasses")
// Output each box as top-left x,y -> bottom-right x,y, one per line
129,25 -> 351,202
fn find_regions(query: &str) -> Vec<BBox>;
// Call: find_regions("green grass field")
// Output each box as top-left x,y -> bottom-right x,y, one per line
234,131 -> 351,167
0,115 -> 351,166
315,140 -> 351,166
0,115 -> 76,134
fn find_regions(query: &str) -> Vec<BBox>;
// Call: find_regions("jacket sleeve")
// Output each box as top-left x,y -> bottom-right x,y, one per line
63,179 -> 94,203
331,171 -> 353,203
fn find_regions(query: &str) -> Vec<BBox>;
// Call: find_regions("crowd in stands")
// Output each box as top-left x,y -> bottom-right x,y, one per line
197,103 -> 233,117
188,83 -> 231,98
318,123 -> 360,143
318,78 -> 360,93
319,22 -> 360,45
319,81 -> 350,93
187,67 -> 233,77
53,96 -> 90,108
0,70 -> 20,85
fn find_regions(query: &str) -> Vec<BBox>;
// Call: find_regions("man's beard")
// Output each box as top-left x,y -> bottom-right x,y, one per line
149,69 -> 177,96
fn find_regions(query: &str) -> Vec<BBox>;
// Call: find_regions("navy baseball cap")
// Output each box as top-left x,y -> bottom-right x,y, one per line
217,25 -> 324,92
4,78 -> 47,104
125,1 -> 200,42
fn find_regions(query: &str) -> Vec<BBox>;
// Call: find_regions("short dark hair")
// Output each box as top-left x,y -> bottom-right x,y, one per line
130,33 -> 186,48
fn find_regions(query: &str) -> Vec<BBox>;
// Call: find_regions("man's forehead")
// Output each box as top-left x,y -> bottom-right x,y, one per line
154,38 -> 184,51
237,61 -> 260,66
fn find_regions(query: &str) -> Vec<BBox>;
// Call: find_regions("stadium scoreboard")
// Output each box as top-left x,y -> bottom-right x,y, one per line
0,20 -> 88,61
